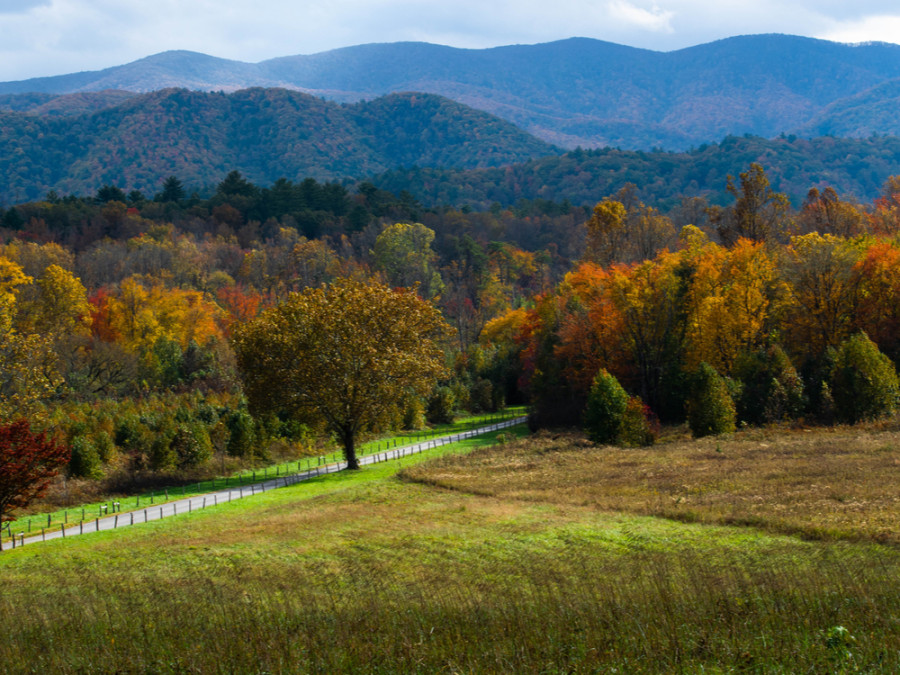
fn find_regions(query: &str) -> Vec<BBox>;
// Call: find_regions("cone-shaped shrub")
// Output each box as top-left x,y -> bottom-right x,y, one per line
688,362 -> 736,437
618,396 -> 658,447
584,369 -> 628,444
830,332 -> 899,424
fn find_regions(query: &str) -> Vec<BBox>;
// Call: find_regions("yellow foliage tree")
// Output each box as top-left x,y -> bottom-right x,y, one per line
684,239 -> 785,374
782,233 -> 864,362
106,276 -> 224,354
0,258 -> 57,419
232,278 -> 453,469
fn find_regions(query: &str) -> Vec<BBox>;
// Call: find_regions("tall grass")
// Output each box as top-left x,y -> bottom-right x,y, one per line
2,539 -> 898,673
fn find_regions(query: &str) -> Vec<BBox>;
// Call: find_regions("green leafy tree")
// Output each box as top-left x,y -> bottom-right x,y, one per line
226,409 -> 256,458
172,423 -> 212,469
584,369 -> 628,444
232,278 -> 453,469
733,345 -> 805,425
618,397 -> 658,447
687,362 -> 737,437
426,386 -> 456,425
829,332 -> 899,424
373,222 -> 444,298
401,397 -> 426,430
68,436 -> 102,479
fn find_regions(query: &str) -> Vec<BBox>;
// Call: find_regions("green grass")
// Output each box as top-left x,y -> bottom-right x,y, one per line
2,422 -> 898,673
2,408 -> 524,543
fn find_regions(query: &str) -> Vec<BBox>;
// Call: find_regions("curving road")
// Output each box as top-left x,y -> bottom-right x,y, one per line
4,416 -> 526,551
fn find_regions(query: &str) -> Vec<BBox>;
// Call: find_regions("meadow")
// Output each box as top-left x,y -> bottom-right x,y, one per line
1,423 -> 898,673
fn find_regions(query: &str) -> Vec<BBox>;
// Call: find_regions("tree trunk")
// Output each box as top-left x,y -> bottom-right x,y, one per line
342,431 -> 360,470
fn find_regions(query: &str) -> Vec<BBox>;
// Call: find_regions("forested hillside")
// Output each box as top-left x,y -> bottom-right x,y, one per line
373,134 -> 900,209
0,88 -> 556,203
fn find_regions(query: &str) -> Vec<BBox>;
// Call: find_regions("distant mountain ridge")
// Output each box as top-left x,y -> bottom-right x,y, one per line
0,88 -> 556,202
4,35 -> 900,149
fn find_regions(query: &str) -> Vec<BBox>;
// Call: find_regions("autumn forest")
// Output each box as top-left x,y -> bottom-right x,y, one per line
0,157 -> 897,505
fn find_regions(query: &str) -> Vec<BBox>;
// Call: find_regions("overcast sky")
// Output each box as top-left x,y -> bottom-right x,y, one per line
2,0 -> 900,81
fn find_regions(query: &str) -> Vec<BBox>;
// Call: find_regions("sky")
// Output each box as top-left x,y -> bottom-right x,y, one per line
2,0 -> 900,82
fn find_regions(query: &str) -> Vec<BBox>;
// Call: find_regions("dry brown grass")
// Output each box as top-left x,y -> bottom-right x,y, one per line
401,423 -> 900,544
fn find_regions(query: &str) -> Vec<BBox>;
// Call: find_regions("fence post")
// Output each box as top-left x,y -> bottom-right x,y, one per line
61,524 -> 66,538
131,512 -> 134,525
42,527 -> 45,541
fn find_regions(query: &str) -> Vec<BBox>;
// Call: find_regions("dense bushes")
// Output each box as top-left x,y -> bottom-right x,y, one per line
426,387 -> 456,425
584,370 -> 656,446
68,436 -> 102,479
734,346 -> 805,425
584,370 -> 628,444
49,393 -> 279,483
618,398 -> 658,447
829,333 -> 899,424
687,363 -> 737,438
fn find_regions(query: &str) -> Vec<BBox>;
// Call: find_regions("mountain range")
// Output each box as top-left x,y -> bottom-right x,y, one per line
4,35 -> 900,149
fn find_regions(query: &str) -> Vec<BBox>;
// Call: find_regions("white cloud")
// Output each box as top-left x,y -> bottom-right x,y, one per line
608,1 -> 674,33
817,14 -> 900,45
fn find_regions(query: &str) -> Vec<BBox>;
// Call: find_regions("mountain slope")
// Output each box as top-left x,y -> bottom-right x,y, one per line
0,88 -> 557,202
3,35 -> 900,149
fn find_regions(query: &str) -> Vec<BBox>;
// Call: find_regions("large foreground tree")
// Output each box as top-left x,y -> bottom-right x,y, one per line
231,278 -> 453,469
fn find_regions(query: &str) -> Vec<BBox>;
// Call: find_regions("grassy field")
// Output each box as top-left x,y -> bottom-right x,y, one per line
1,422 -> 899,673
402,424 -> 900,545
2,409 -> 524,544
